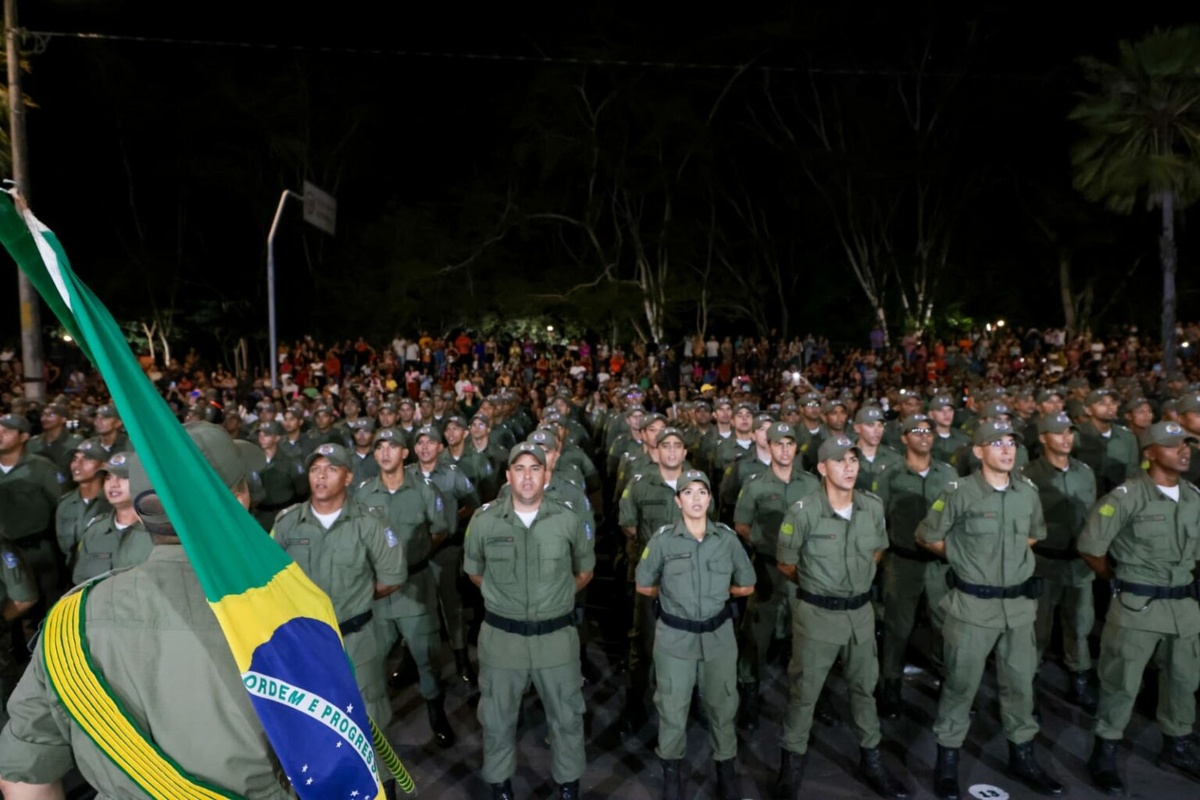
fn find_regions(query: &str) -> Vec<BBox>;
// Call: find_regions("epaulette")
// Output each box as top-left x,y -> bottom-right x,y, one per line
858,489 -> 883,504
274,503 -> 302,523
1185,480 -> 1200,495
714,522 -> 738,536
649,523 -> 673,539
944,480 -> 961,492
84,514 -> 104,530
1019,475 -> 1038,491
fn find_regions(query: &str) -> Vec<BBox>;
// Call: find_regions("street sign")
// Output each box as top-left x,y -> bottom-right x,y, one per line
302,181 -> 337,236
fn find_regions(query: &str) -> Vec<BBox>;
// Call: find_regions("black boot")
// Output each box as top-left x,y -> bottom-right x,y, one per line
878,679 -> 902,721
1159,733 -> 1200,781
558,779 -> 580,800
737,682 -> 760,731
773,749 -> 806,800
426,693 -> 456,749
715,758 -> 738,800
1087,736 -> 1124,795
933,745 -> 960,800
814,689 -> 840,726
490,779 -> 515,800
1067,670 -> 1098,715
454,647 -> 477,685
859,747 -> 910,799
1006,740 -> 1065,796
661,758 -> 682,800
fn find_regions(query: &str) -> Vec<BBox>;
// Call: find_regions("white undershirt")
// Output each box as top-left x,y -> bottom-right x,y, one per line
664,479 -> 677,491
312,508 -> 342,529
833,504 -> 853,521
0,463 -> 12,475
918,468 -> 930,478
1157,484 -> 1180,502
515,509 -> 538,527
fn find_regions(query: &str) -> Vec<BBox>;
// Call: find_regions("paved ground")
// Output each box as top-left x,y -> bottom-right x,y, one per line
385,616 -> 1199,800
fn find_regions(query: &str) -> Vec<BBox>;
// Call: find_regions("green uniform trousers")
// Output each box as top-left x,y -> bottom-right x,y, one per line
431,544 -> 466,649
780,601 -> 882,754
477,633 -> 586,785
344,625 -> 391,728
881,554 -> 949,681
935,616 -> 1039,747
654,644 -> 738,760
375,610 -> 441,700
736,556 -> 790,685
1033,558 -> 1094,673
1094,623 -> 1200,740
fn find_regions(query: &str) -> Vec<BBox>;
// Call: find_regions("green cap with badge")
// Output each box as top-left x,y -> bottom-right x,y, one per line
1037,412 -> 1077,435
767,421 -> 797,443
508,441 -> 546,466
973,420 -> 1017,446
656,427 -> 685,446
0,413 -> 30,434
676,469 -> 710,493
1139,420 -> 1199,451
817,435 -> 861,462
901,414 -> 932,434
102,452 -> 133,479
854,405 -> 885,424
372,427 -> 407,448
305,442 -> 352,470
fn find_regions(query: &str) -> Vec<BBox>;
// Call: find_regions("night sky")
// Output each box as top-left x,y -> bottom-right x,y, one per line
6,3 -> 1200,360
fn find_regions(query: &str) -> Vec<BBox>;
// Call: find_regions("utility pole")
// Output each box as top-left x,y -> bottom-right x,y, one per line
5,0 -> 43,402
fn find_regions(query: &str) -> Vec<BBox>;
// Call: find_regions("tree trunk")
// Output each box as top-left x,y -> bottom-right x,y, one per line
1161,189 -> 1178,372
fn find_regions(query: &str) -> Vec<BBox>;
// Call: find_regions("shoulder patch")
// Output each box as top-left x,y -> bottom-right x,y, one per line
931,498 -> 946,512
2,551 -> 18,569
384,528 -> 399,548
1099,503 -> 1116,517
780,521 -> 795,536
641,545 -> 650,560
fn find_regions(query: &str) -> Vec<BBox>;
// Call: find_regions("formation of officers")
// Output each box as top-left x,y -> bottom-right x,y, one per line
0,374 -> 1199,800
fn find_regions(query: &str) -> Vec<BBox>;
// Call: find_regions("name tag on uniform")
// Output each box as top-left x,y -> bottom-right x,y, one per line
487,536 -> 515,544
664,552 -> 692,561
811,534 -> 837,540
1134,514 -> 1166,522
973,512 -> 998,519
286,538 -> 310,546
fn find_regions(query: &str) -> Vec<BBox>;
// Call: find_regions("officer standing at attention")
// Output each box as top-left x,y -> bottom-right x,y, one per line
1073,388 -> 1140,495
54,438 -> 112,572
272,442 -> 407,730
731,421 -> 820,730
636,470 -> 755,800
1077,420 -> 1200,793
1020,411 -> 1099,713
916,420 -> 1064,800
0,413 -> 64,609
70,453 -> 152,584
253,421 -> 308,532
774,435 -> 909,800
354,427 -> 456,749
463,442 -> 595,800
0,423 -> 293,799
876,414 -> 958,720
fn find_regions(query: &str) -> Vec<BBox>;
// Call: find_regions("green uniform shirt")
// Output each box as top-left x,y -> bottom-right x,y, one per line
916,471 -> 1046,629
26,431 -> 82,475
557,445 -> 600,493
272,500 -> 406,623
0,546 -> 36,605
408,462 -> 479,540
356,475 -> 448,619
619,469 -> 682,546
0,452 -> 64,541
71,513 -> 153,585
1073,421 -> 1141,495
732,466 -> 822,557
635,520 -> 755,660
713,436 -> 755,475
0,547 -> 294,797
1077,473 -> 1200,636
952,440 -> 1030,477
462,496 -> 596,669
498,475 -> 595,538
875,459 -> 959,554
278,433 -> 314,463
719,451 -> 771,513
932,428 -> 972,469
856,445 -> 904,494
54,491 -> 111,559
1020,457 -> 1097,554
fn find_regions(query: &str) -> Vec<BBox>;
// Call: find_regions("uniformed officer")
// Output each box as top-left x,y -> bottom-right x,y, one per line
25,402 -> 81,475
0,423 -> 294,799
618,425 -> 692,734
876,414 -> 958,719
916,420 -> 1064,799
410,425 -> 481,685
0,413 -> 64,609
0,508 -> 36,730
272,442 -> 407,728
636,470 -> 755,800
1078,420 -> 1200,793
71,452 -> 152,585
91,404 -> 131,454
355,427 -> 456,748
928,393 -> 971,468
1021,411 -> 1098,713
883,389 -> 923,451
463,442 -> 595,800
731,421 -> 821,729
347,417 -> 381,486
304,405 -> 343,449
54,438 -> 112,573
774,435 -> 909,800
253,421 -> 309,531
1074,388 -> 1140,495
278,404 -> 313,462
719,412 -> 775,519
465,413 -> 510,502
852,405 -> 903,492
712,402 -> 756,476
951,402 -> 1031,477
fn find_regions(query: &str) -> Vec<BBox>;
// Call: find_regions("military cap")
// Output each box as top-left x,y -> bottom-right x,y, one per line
42,402 -> 69,418
753,412 -> 775,429
733,401 -> 756,415
379,402 -> 398,413
1011,386 -> 1035,400
823,398 -> 849,413
413,425 -> 443,444
255,400 -> 275,412
95,404 -> 119,419
980,402 -> 1012,420
314,405 -> 334,416
1037,412 -> 1077,435
642,413 -> 669,429
372,427 -> 407,448
1161,398 -> 1179,416
348,417 -> 376,434
817,435 -> 861,462
1121,396 -> 1152,416
257,421 -> 284,437
655,427 -> 685,446
1176,393 -> 1200,415
1165,370 -> 1187,383
397,398 -> 415,409
799,392 -> 822,407
676,469 -> 711,493
1086,388 -> 1118,406
285,405 -> 306,418
444,414 -> 469,430
692,400 -> 712,412
73,437 -> 107,461
1035,389 -> 1063,404
900,414 -> 933,434
101,451 -> 132,479
527,429 -> 559,450
471,412 -> 490,426
767,421 -> 797,443
624,404 -> 646,419
854,405 -> 885,424
713,397 -> 733,409
305,442 -> 353,470
508,441 -> 546,466
928,394 -> 956,410
1139,420 -> 1199,451
0,413 -> 30,434
973,420 -> 1017,446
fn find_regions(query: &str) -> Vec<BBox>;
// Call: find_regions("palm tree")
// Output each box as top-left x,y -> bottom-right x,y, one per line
1070,26 -> 1200,371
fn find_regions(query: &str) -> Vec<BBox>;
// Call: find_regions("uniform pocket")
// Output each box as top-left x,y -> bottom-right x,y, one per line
485,540 -> 518,584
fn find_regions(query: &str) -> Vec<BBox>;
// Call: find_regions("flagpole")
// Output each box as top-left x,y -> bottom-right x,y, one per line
5,0 -> 44,402
267,189 -> 300,390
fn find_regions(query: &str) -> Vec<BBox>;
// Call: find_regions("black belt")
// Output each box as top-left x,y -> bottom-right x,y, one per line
656,602 -> 736,633
947,571 -> 1043,600
408,557 -> 430,576
484,611 -> 574,636
1032,544 -> 1078,561
1113,579 -> 1200,601
889,544 -> 937,563
338,610 -> 374,636
798,589 -> 871,611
